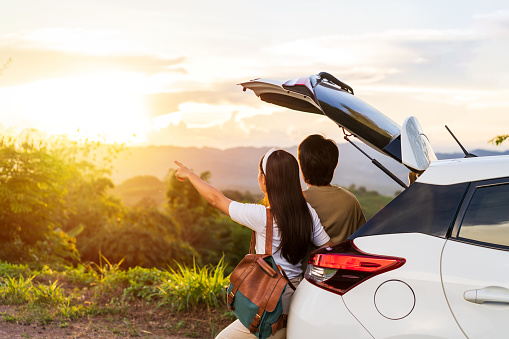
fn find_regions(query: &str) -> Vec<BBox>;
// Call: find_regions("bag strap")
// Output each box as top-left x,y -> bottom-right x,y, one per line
279,265 -> 296,291
249,207 -> 273,255
248,208 -> 296,291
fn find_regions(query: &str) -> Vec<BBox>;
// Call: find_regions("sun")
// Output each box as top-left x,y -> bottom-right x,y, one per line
4,72 -> 152,144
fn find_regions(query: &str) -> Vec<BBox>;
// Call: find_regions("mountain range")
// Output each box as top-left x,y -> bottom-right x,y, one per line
110,144 -> 509,196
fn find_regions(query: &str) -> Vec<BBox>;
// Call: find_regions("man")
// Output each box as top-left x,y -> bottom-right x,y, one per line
298,134 -> 366,266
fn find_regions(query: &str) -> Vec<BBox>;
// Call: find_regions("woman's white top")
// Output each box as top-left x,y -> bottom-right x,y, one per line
229,201 -> 330,279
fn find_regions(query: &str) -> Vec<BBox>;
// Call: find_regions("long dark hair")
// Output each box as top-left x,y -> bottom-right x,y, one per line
260,150 -> 312,265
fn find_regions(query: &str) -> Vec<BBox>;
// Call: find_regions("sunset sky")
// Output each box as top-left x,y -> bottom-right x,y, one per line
1,0 -> 509,152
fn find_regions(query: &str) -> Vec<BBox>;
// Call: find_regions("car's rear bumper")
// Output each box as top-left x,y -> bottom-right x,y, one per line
287,279 -> 373,338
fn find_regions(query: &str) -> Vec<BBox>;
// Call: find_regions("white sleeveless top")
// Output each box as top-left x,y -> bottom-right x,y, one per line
229,201 -> 330,279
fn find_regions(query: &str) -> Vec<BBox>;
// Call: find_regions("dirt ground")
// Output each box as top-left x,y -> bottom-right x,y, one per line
0,319 -> 184,338
0,304 -> 234,339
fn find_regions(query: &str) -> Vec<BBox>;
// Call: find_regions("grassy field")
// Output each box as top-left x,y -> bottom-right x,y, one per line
0,259 -> 234,338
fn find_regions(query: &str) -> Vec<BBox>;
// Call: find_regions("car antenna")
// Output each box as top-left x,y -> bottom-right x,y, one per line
444,125 -> 477,158
342,128 -> 408,189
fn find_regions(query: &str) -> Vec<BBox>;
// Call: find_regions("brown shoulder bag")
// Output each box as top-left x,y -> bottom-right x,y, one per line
226,208 -> 295,339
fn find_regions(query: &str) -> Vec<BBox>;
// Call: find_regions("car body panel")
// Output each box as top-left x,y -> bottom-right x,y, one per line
340,234 -> 466,338
417,155 -> 509,185
440,177 -> 509,338
441,240 -> 509,338
287,279 -> 374,339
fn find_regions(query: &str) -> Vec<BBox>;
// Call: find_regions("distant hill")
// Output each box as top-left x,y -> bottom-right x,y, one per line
110,144 -> 509,197
111,175 -> 166,207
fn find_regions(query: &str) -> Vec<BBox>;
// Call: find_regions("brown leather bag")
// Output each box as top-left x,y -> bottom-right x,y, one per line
226,208 -> 295,338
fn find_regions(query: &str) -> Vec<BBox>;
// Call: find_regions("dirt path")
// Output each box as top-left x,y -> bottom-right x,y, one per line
0,320 -> 190,338
0,305 -> 231,338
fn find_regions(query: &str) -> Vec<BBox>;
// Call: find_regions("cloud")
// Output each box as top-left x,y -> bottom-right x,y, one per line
146,108 -> 340,149
0,28 -> 187,87
145,80 -> 265,117
0,47 -> 187,87
474,9 -> 509,36
263,28 -> 480,83
1,28 -> 147,55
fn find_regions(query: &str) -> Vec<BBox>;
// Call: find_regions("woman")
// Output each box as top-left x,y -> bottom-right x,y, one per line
174,148 -> 332,339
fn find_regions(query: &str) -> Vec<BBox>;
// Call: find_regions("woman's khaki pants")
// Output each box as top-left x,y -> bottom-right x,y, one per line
215,277 -> 301,339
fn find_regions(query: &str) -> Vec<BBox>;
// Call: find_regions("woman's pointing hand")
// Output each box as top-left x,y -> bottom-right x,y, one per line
174,161 -> 192,182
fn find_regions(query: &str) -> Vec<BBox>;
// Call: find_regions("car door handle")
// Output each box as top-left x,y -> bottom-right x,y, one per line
464,286 -> 509,304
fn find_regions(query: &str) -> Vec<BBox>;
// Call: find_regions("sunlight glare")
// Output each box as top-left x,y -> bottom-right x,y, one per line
1,72 -> 152,144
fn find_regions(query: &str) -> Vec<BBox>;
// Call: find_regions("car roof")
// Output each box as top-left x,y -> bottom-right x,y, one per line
418,155 -> 509,185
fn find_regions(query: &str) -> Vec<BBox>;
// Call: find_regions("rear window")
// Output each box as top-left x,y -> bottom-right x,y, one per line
350,182 -> 469,239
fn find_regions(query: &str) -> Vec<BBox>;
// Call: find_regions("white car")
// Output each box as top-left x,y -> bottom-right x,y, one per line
241,73 -> 509,338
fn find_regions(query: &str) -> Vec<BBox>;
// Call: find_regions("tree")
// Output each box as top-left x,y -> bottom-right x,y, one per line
490,135 -> 509,146
94,200 -> 197,268
166,170 -> 222,263
0,133 -> 125,267
165,169 -> 252,266
0,58 -> 11,75
0,136 -> 78,264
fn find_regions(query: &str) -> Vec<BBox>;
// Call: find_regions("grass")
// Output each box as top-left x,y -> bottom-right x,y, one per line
157,258 -> 229,311
0,257 -> 232,337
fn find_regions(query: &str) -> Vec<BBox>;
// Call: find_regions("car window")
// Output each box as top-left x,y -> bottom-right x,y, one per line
459,184 -> 509,248
350,182 -> 469,239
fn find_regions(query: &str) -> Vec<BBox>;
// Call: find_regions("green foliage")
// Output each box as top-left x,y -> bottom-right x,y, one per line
490,135 -> 509,146
0,131 -> 252,270
90,202 -> 197,269
0,274 -> 65,307
0,275 -> 36,305
31,280 -> 66,306
212,216 -> 251,273
0,133 -> 126,267
0,259 -> 231,328
30,230 -> 80,269
166,170 -> 225,264
0,136 -> 69,263
222,189 -> 261,203
0,261 -> 31,278
157,258 -> 229,311
347,185 -> 395,220
122,266 -> 170,300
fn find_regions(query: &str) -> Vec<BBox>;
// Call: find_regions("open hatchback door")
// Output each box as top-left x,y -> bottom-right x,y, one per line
240,72 -> 436,174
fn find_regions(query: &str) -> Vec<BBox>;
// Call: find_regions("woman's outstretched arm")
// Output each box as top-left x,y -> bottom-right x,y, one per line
174,161 -> 232,216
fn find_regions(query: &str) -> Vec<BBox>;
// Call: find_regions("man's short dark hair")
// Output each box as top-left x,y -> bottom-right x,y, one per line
298,134 -> 339,186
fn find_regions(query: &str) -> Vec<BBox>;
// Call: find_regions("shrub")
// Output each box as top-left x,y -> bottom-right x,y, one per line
123,266 -> 170,300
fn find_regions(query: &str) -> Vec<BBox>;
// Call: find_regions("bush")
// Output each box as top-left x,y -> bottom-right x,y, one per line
123,266 -> 170,300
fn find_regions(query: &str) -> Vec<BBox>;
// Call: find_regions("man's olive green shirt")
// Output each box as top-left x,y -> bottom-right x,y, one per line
302,185 -> 366,269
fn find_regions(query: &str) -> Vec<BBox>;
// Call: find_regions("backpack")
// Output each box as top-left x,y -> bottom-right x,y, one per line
226,208 -> 295,339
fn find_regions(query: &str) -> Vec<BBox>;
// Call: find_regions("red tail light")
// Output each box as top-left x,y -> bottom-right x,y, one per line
305,240 -> 405,295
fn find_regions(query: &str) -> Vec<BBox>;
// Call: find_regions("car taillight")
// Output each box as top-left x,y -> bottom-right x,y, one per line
305,240 -> 405,295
